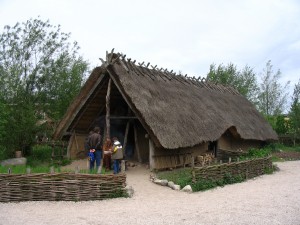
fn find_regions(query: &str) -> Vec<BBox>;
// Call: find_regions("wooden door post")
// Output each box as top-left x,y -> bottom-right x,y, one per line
106,78 -> 112,139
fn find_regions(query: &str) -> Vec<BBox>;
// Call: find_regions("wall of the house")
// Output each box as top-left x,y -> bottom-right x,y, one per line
218,133 -> 262,152
133,123 -> 149,163
150,142 -> 209,170
68,132 -> 87,159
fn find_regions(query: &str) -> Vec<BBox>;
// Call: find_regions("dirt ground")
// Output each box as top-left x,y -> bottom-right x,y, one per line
0,161 -> 300,225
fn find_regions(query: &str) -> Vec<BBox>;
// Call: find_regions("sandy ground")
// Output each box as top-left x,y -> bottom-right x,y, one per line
0,161 -> 300,225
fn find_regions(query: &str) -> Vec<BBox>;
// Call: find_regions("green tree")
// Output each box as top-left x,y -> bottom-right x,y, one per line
0,17 -> 89,155
289,79 -> 300,137
257,60 -> 290,116
275,115 -> 289,134
206,63 -> 258,103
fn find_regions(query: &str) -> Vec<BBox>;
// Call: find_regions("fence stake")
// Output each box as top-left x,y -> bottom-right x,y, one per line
191,156 -> 195,169
50,166 -> 54,174
121,160 -> 126,172
75,166 -> 79,174
8,168 -> 11,174
228,157 -> 231,163
26,167 -> 31,174
192,170 -> 196,183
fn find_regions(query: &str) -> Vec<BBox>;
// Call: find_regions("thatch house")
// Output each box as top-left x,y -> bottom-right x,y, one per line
53,50 -> 277,170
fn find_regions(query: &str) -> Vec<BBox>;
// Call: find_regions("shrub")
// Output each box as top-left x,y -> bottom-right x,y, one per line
26,144 -> 52,167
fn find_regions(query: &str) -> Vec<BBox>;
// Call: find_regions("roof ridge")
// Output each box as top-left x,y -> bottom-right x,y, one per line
103,49 -> 241,96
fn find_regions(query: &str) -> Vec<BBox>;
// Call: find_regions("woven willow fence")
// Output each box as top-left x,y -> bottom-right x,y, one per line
0,173 -> 126,202
192,157 -> 272,182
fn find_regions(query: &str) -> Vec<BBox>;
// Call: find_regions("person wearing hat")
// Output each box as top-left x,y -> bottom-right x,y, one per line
111,137 -> 123,174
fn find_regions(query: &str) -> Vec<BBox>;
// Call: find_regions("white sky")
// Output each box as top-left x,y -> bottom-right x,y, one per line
0,0 -> 299,95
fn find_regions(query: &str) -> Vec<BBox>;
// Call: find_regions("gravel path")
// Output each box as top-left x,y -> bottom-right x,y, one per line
0,161 -> 300,225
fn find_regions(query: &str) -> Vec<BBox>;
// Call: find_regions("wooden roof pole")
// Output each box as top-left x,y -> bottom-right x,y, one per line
106,78 -> 112,139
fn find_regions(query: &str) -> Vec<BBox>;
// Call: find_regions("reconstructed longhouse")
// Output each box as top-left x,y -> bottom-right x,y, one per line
53,50 -> 278,170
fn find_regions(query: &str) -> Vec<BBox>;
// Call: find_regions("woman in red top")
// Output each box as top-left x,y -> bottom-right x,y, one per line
103,138 -> 112,171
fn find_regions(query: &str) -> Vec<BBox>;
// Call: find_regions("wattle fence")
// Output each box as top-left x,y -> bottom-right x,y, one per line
192,157 -> 272,182
0,173 -> 126,202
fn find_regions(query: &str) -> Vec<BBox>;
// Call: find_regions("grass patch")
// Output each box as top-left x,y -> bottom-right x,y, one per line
157,168 -> 193,188
107,188 -> 128,198
0,164 -> 61,174
191,173 -> 246,192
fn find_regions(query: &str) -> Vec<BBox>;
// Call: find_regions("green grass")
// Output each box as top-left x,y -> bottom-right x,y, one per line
0,164 -> 61,174
0,164 -> 112,174
157,168 -> 193,188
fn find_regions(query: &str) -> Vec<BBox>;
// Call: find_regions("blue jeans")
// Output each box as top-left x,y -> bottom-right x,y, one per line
90,150 -> 102,171
113,159 -> 120,174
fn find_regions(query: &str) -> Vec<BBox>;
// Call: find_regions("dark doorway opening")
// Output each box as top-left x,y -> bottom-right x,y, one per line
208,141 -> 218,157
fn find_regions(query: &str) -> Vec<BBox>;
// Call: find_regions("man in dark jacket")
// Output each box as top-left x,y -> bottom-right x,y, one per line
88,127 -> 102,172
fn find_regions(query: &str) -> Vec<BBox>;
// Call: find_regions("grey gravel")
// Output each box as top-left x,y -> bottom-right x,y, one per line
0,161 -> 299,225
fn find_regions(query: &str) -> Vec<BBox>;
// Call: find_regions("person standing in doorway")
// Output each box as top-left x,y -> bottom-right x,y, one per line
111,137 -> 123,174
88,127 -> 102,172
103,138 -> 112,171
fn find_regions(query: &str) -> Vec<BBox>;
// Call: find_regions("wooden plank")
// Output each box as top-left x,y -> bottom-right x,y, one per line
149,139 -> 155,170
133,123 -> 142,163
123,121 -> 130,157
105,78 -> 112,138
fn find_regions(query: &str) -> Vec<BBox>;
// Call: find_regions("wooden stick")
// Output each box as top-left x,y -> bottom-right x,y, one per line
123,121 -> 130,157
106,78 -> 112,139
133,123 -> 142,163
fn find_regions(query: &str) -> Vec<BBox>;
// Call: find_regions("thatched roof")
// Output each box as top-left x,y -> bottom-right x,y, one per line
53,51 -> 278,149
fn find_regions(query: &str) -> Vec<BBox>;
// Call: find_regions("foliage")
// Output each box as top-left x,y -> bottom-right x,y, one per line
191,173 -> 246,192
240,147 -> 271,160
257,60 -> 290,116
107,188 -> 129,198
0,17 -> 89,155
289,79 -> 300,137
206,63 -> 258,104
275,115 -> 289,134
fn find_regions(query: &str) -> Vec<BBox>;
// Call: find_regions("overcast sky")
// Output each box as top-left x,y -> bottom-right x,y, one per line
0,0 -> 299,95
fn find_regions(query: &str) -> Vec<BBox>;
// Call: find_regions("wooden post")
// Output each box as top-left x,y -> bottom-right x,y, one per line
73,130 -> 79,154
50,166 -> 54,173
26,167 -> 31,174
106,78 -> 112,139
121,160 -> 126,172
149,139 -> 155,170
123,121 -> 130,157
75,166 -> 79,174
134,123 -> 142,163
192,170 -> 196,183
228,157 -> 231,163
8,168 -> 11,174
191,156 -> 195,168
99,78 -> 112,175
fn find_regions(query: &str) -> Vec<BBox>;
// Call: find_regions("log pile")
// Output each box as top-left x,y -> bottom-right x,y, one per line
0,173 -> 126,202
193,157 -> 272,182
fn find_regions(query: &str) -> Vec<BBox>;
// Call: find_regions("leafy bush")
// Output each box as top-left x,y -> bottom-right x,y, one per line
26,144 -> 53,167
239,147 -> 271,161
191,174 -> 246,192
0,145 -> 12,161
